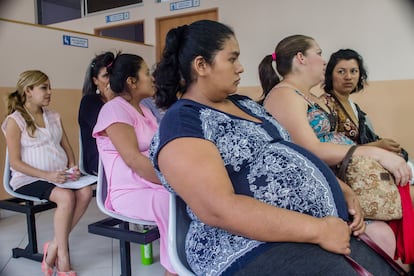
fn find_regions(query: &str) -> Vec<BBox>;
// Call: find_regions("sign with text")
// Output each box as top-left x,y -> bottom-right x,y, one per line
62,35 -> 88,48
170,0 -> 200,11
106,11 -> 130,23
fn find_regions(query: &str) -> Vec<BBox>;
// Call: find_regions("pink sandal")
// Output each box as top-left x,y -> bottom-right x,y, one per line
41,242 -> 54,276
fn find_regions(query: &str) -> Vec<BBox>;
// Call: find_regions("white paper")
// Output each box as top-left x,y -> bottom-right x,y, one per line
55,175 -> 97,189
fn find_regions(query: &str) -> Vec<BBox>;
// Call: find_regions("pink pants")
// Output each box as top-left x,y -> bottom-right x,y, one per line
110,185 -> 174,273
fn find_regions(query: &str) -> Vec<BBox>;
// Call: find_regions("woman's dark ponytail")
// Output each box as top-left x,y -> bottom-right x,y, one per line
154,20 -> 234,109
258,55 -> 280,104
153,25 -> 188,109
108,53 -> 143,95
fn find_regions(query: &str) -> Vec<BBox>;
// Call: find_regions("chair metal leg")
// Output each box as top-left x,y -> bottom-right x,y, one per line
0,198 -> 56,262
12,201 -> 43,262
27,205 -> 39,251
119,221 -> 132,276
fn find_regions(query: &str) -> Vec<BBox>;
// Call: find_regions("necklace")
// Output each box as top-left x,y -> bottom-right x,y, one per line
330,92 -> 359,126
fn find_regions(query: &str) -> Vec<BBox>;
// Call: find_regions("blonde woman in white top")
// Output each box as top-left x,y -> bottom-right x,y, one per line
2,70 -> 92,276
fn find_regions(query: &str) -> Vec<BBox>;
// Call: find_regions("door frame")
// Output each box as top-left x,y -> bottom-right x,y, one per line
155,8 -> 218,62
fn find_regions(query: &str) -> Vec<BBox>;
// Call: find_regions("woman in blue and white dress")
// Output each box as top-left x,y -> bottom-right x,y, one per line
150,20 -> 398,276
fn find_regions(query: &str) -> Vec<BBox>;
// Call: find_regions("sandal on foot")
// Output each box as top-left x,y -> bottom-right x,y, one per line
41,242 -> 54,276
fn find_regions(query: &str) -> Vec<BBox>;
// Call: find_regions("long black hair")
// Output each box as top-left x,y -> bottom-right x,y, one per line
106,53 -> 144,94
82,51 -> 115,96
153,20 -> 235,109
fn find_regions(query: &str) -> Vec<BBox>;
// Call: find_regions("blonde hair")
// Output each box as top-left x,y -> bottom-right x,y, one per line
7,70 -> 49,136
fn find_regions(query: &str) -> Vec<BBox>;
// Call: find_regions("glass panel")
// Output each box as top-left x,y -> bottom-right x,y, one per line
38,0 -> 81,25
87,0 -> 143,14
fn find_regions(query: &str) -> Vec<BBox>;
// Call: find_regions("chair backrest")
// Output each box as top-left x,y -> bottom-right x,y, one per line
3,150 -> 48,203
168,193 -> 194,276
78,130 -> 90,176
96,159 -> 157,226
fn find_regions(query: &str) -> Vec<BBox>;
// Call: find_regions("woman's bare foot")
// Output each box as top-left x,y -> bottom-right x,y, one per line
56,255 -> 72,273
45,240 -> 58,267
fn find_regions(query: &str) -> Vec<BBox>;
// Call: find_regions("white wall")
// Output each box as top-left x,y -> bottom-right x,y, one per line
51,0 -> 414,86
1,0 -> 414,87
234,0 -> 414,85
0,0 -> 36,23
0,20 -> 155,88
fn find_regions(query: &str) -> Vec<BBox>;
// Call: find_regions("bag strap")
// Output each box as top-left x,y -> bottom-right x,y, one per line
344,255 -> 373,276
344,233 -> 409,276
337,145 -> 359,181
359,233 -> 408,275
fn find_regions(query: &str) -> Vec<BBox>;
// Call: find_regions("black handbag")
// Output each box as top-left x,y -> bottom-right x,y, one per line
355,103 -> 379,144
355,103 -> 408,161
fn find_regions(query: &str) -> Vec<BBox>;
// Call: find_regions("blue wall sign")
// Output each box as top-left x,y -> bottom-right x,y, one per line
62,35 -> 88,48
106,12 -> 130,23
170,0 -> 200,11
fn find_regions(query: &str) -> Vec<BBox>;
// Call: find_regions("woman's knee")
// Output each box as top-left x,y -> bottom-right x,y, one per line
76,186 -> 93,204
365,221 -> 396,256
50,187 -> 76,208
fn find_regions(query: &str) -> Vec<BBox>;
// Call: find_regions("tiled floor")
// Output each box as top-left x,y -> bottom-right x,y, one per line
0,200 -> 165,276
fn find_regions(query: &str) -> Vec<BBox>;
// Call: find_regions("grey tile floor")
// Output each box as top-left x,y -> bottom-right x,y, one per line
0,200 -> 164,276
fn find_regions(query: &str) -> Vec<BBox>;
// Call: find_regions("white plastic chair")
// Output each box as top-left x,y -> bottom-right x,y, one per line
78,130 -> 98,179
0,150 -> 56,262
78,131 -> 88,176
168,193 -> 195,276
3,151 -> 48,202
95,159 -> 158,227
88,159 -> 159,276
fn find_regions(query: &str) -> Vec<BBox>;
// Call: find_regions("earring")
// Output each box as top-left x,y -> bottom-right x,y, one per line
96,88 -> 100,94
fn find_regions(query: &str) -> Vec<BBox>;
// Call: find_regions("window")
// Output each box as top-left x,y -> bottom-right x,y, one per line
37,0 -> 81,25
86,0 -> 143,14
37,0 -> 144,25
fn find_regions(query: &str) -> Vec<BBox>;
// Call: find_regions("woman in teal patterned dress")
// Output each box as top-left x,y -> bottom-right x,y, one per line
259,34 -> 412,272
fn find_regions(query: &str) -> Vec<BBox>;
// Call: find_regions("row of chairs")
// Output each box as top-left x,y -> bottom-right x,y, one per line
0,149 -> 194,276
87,160 -> 161,276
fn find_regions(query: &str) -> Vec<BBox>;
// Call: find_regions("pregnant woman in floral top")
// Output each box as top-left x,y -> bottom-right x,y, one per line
150,20 -> 397,275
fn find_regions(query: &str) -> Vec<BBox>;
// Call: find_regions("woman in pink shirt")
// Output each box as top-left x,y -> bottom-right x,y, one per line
2,70 -> 92,276
93,53 -> 175,276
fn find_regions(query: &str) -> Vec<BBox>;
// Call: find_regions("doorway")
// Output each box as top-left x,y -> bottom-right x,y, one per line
155,8 -> 218,62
